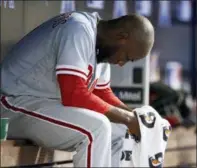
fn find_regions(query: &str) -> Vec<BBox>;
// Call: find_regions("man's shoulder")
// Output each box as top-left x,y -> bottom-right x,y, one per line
70,11 -> 100,33
62,12 -> 99,45
71,11 -> 100,24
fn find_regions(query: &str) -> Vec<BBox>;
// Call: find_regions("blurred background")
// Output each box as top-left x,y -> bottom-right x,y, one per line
0,0 -> 196,167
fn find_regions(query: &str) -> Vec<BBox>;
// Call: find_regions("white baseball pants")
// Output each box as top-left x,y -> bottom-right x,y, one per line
1,95 -> 127,167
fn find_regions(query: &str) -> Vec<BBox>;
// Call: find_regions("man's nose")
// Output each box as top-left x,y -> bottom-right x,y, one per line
118,61 -> 126,67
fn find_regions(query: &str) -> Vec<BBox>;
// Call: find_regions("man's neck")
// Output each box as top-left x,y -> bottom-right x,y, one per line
97,20 -> 108,40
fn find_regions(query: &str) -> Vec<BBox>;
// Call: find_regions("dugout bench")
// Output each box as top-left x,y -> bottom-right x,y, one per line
0,127 -> 196,167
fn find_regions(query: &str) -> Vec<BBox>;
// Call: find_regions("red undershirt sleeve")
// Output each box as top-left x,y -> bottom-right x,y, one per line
57,74 -> 112,114
93,87 -> 124,107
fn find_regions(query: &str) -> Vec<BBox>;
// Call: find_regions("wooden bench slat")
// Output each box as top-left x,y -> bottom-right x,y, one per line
1,139 -> 35,147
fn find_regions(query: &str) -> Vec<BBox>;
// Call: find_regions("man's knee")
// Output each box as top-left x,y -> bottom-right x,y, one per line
90,113 -> 112,141
80,107 -> 112,134
99,115 -> 112,134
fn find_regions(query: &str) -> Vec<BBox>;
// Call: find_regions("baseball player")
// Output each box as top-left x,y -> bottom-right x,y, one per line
0,12 -> 154,167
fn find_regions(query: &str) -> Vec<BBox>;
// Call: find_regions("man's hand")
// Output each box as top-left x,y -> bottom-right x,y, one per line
105,106 -> 140,138
126,111 -> 141,138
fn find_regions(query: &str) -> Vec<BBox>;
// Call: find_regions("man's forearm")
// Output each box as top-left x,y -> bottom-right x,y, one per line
104,106 -> 140,137
93,88 -> 134,112
104,106 -> 134,126
117,103 -> 133,112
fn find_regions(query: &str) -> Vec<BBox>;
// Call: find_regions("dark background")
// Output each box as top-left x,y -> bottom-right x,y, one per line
1,0 -> 196,99
1,0 -> 196,71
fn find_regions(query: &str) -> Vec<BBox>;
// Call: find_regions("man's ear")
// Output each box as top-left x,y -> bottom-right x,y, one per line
116,32 -> 129,40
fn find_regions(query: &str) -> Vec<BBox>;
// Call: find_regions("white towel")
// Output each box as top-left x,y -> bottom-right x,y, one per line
130,105 -> 172,167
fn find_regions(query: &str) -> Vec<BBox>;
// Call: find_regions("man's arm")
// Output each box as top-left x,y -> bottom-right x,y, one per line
58,75 -> 140,137
117,103 -> 133,112
105,106 -> 140,137
93,87 -> 134,112
92,87 -> 140,136
94,64 -> 134,112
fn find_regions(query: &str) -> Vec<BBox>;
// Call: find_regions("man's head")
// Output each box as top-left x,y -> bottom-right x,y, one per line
96,14 -> 155,66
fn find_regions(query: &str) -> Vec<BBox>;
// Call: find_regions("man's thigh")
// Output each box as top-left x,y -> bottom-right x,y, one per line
0,95 -> 111,150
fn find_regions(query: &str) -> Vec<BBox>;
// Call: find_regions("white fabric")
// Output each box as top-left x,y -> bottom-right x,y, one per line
1,95 -> 127,167
56,18 -> 93,78
122,105 -> 172,167
0,11 -> 103,98
95,63 -> 111,89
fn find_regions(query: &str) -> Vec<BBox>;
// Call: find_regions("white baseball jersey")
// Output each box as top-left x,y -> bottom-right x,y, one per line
1,12 -> 111,98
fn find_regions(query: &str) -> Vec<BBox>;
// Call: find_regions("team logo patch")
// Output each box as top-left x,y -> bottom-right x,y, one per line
149,152 -> 163,168
139,112 -> 156,128
163,126 -> 172,141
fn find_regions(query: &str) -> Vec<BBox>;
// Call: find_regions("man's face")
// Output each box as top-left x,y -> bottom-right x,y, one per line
97,38 -> 150,66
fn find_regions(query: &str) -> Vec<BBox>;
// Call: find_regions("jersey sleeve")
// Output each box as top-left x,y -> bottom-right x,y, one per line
92,87 -> 124,107
93,63 -> 123,106
58,74 -> 112,114
95,63 -> 111,89
56,22 -> 93,81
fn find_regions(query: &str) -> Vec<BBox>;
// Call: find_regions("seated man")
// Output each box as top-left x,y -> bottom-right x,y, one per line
0,11 -> 154,167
